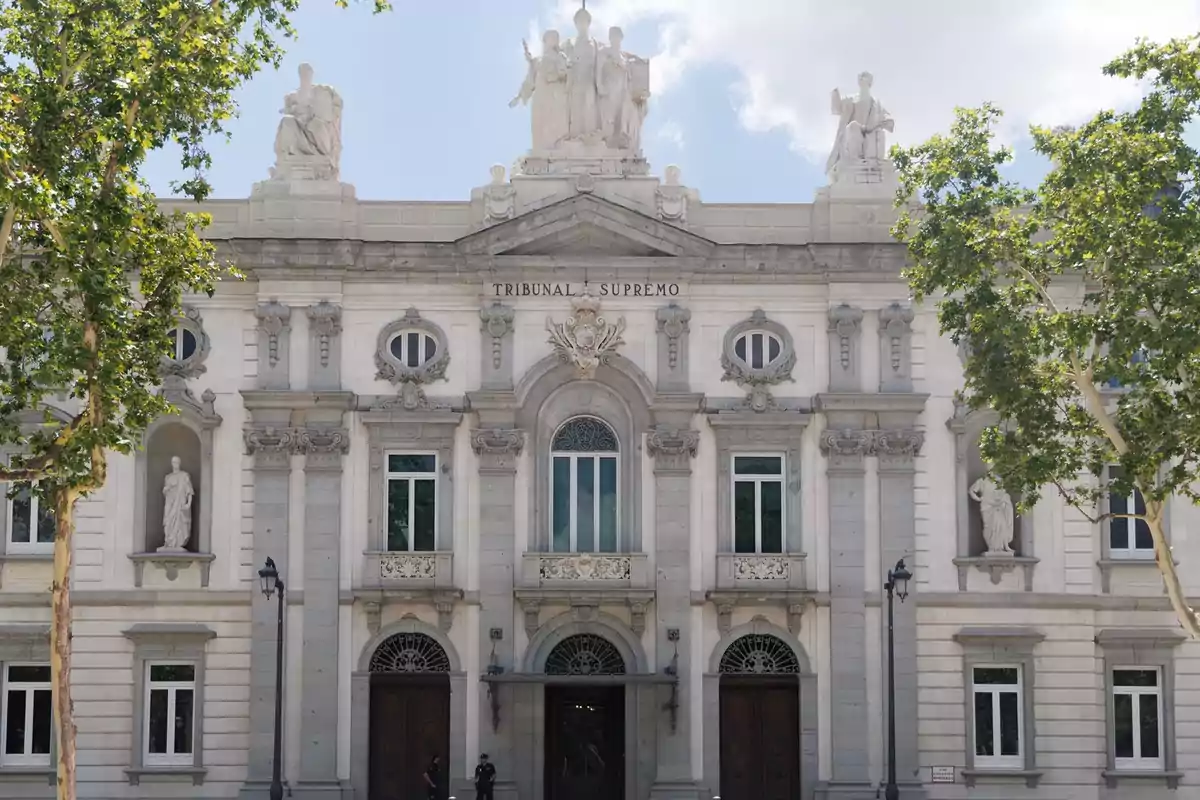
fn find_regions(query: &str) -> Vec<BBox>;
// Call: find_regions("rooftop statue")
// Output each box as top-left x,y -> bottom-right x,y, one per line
826,71 -> 894,181
271,63 -> 344,181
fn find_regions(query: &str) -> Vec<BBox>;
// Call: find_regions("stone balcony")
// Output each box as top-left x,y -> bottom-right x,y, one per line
520,552 -> 650,590
715,553 -> 808,591
356,551 -> 460,635
359,551 -> 455,590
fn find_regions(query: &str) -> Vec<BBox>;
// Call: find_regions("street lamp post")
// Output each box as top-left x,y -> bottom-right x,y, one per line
884,558 -> 912,800
258,557 -> 286,800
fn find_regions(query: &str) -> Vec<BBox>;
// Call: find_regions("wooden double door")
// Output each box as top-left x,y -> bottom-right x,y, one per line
719,676 -> 800,800
545,685 -> 625,800
369,674 -> 451,800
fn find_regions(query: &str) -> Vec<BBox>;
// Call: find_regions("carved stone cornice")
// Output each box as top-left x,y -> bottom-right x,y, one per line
655,303 -> 691,370
306,302 -> 342,368
646,427 -> 699,474
470,428 -> 524,473
255,300 -> 292,370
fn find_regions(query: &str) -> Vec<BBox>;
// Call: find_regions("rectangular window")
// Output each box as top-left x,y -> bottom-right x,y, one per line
144,663 -> 195,766
7,478 -> 56,553
971,665 -> 1023,769
732,455 -> 784,554
551,454 -> 618,553
385,453 -> 437,552
1,664 -> 52,766
1113,668 -> 1163,770
1107,466 -> 1153,559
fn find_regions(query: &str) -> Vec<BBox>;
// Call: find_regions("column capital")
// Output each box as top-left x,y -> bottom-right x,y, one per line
298,427 -> 350,471
471,427 -> 524,473
243,426 -> 298,470
647,426 -> 699,474
874,428 -> 924,469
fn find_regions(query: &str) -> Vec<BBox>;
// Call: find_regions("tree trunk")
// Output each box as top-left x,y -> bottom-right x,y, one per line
1145,500 -> 1200,638
51,487 -> 77,800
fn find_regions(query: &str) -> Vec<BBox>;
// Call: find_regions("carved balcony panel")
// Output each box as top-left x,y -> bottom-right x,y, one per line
361,551 -> 455,591
716,553 -> 808,592
520,552 -> 650,590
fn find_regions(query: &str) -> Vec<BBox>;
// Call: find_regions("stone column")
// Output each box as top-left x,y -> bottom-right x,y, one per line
470,425 -> 523,800
875,429 -> 925,797
240,425 -> 297,799
296,425 -> 350,798
647,426 -> 699,800
819,428 -> 873,795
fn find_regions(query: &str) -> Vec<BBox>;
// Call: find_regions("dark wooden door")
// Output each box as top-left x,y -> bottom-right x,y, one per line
545,685 -> 625,800
719,677 -> 800,800
369,674 -> 451,800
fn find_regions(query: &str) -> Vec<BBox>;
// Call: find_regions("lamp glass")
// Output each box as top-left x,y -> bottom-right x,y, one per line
258,562 -> 278,598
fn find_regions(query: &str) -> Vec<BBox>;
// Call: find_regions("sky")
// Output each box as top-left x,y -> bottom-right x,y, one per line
140,0 -> 1200,204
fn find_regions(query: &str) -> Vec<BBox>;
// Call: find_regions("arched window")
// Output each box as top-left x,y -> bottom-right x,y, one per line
368,632 -> 451,673
545,634 -> 626,676
550,417 -> 619,553
718,634 -> 801,674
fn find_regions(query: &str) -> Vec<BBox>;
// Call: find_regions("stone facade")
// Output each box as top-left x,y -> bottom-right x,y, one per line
2,85 -> 1200,800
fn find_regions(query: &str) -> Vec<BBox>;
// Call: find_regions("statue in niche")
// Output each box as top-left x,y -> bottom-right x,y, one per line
598,26 -> 649,151
510,30 -> 570,151
161,456 -> 195,552
826,71 -> 894,179
272,63 -> 343,181
969,472 -> 1015,555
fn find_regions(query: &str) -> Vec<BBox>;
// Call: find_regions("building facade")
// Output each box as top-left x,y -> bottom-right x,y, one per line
1,22 -> 1199,800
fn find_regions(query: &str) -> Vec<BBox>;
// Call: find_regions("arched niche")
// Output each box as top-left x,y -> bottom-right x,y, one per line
515,354 -> 654,553
131,391 -> 221,586
947,403 -> 1038,589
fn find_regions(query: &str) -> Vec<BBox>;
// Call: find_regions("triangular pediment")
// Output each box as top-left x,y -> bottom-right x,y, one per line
456,193 -> 714,258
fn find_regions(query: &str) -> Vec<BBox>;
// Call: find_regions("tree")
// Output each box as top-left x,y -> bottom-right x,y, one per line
892,34 -> 1200,636
0,1 -> 389,796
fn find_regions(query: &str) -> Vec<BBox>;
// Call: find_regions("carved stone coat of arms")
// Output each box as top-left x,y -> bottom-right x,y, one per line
546,292 -> 626,379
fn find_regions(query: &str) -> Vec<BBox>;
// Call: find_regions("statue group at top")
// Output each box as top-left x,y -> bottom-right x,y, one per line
826,71 -> 894,182
269,63 -> 344,182
511,6 -> 650,154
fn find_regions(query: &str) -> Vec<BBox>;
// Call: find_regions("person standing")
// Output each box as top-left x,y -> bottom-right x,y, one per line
474,753 -> 497,800
423,755 -> 442,800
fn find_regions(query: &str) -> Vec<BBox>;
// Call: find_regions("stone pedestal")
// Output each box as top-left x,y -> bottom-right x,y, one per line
515,141 -> 650,177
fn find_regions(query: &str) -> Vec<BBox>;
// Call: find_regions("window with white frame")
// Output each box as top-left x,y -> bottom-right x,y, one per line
387,330 -> 438,370
168,326 -> 199,363
732,330 -> 784,372
385,454 -> 437,552
6,479 -> 55,553
1113,667 -> 1163,770
971,666 -> 1023,769
1107,466 -> 1153,559
144,663 -> 195,766
732,455 -> 784,554
1,664 -> 51,766
550,417 -> 618,553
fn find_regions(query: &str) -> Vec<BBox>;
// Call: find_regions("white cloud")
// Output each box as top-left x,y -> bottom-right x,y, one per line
656,120 -> 685,148
544,0 -> 1200,163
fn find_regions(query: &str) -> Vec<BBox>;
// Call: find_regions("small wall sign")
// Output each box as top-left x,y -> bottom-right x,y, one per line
930,766 -> 956,784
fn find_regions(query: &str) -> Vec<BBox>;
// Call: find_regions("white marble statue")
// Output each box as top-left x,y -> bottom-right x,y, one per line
272,63 -> 343,180
969,473 -> 1015,555
562,7 -> 603,143
161,456 -> 195,552
510,30 -> 570,151
598,26 -> 649,152
826,71 -> 894,179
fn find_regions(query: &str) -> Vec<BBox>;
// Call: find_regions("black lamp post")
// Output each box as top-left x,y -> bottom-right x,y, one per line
883,558 -> 912,800
258,557 -> 286,800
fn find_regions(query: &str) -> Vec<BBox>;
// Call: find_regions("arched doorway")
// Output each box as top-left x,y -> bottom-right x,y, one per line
368,632 -> 451,800
718,634 -> 802,800
544,634 -> 627,800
